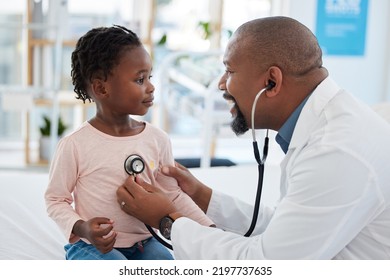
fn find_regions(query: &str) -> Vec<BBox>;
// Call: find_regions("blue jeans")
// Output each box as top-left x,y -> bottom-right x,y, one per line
64,237 -> 173,260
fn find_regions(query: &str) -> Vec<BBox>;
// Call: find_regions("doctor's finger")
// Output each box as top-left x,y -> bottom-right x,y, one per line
116,186 -> 135,207
135,176 -> 161,193
162,163 -> 189,180
122,176 -> 148,197
174,161 -> 188,171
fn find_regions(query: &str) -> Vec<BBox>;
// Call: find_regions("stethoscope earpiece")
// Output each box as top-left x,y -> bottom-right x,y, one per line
267,80 -> 276,90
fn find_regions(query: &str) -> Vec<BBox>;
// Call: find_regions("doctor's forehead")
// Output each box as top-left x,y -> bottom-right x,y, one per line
223,38 -> 247,67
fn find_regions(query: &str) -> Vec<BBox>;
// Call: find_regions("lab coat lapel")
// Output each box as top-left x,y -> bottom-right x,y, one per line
289,77 -> 341,151
279,77 -> 342,196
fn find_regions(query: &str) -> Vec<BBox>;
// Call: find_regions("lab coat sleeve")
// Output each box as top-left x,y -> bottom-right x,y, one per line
171,217 -> 267,260
206,190 -> 276,235
171,191 -> 276,260
171,146 -> 382,259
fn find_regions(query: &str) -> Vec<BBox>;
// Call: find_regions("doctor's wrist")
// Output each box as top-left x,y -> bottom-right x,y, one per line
159,212 -> 182,240
191,184 -> 212,213
168,212 -> 183,221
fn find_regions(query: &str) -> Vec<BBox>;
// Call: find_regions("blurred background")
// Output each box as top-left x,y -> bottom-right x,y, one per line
0,0 -> 389,170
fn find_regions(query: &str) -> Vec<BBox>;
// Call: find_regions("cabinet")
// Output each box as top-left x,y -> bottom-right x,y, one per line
24,0 -> 76,165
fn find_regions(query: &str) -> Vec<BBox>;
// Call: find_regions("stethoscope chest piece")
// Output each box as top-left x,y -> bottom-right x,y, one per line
123,154 -> 173,250
124,154 -> 145,175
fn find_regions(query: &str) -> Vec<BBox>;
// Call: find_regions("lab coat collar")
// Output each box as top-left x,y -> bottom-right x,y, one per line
276,94 -> 311,154
288,76 -> 342,151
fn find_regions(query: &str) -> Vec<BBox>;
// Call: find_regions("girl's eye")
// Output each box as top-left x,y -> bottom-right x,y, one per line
136,78 -> 144,85
136,74 -> 152,84
225,69 -> 233,75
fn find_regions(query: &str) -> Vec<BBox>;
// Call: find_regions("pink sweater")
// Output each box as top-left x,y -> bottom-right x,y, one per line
45,122 -> 213,247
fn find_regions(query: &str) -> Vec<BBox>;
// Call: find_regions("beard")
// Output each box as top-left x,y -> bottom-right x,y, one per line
230,104 -> 249,136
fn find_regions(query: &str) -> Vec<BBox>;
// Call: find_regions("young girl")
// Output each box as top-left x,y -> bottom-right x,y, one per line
45,25 -> 213,260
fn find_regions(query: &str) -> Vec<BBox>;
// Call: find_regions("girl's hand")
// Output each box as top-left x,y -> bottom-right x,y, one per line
73,217 -> 116,254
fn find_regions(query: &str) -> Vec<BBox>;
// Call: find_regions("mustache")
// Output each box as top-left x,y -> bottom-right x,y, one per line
223,92 -> 239,112
222,92 -> 235,102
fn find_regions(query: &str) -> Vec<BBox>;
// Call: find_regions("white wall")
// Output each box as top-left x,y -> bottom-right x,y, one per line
279,0 -> 390,105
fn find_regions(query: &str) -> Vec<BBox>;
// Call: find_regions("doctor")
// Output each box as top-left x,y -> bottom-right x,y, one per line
117,16 -> 390,259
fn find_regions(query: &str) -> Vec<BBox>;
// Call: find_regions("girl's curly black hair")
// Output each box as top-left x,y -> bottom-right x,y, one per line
71,25 -> 141,103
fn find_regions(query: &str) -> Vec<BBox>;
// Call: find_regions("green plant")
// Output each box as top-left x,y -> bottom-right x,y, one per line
198,21 -> 212,40
39,114 -> 68,137
157,33 -> 167,46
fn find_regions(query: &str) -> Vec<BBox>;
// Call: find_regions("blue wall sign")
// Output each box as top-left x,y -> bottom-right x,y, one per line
315,0 -> 369,56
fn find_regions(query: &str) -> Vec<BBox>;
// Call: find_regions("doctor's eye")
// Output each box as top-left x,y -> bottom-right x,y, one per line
225,69 -> 233,75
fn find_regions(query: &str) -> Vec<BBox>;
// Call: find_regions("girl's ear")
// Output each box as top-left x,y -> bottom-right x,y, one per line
91,78 -> 108,99
265,66 -> 282,97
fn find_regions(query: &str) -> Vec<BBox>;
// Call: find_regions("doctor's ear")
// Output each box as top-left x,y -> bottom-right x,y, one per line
265,66 -> 282,97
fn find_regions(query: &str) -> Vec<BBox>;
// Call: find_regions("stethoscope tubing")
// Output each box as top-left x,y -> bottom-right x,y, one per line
244,86 -> 270,237
244,140 -> 267,237
125,84 -> 270,248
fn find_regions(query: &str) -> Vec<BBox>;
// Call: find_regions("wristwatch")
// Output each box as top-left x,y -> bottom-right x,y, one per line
159,215 -> 175,240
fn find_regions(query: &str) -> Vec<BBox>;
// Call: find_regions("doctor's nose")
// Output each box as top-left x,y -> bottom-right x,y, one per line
218,74 -> 227,92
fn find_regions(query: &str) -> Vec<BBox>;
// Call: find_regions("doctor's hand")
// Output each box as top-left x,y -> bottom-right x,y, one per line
117,176 -> 178,228
161,161 -> 212,213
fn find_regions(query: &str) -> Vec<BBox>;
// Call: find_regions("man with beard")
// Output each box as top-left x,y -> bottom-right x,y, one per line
116,16 -> 390,259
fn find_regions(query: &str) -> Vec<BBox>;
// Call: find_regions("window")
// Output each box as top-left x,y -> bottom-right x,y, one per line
0,0 -> 26,140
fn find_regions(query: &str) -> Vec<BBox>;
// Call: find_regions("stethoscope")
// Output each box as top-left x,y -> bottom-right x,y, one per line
122,81 -> 275,249
244,81 -> 275,236
124,154 -> 174,249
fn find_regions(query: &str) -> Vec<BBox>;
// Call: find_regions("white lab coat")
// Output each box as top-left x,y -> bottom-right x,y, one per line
171,77 -> 390,259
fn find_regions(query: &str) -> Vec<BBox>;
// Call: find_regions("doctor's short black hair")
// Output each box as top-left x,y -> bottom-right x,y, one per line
71,25 -> 142,103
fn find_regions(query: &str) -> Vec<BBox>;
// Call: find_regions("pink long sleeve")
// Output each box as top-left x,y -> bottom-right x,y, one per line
45,122 -> 212,248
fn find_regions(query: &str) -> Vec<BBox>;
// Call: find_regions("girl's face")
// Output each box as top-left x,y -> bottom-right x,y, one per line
103,46 -> 154,117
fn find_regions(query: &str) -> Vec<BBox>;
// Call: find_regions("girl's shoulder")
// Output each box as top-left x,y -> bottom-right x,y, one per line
144,121 -> 170,139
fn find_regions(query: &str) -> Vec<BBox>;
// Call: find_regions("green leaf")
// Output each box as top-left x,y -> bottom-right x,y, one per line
39,114 -> 68,136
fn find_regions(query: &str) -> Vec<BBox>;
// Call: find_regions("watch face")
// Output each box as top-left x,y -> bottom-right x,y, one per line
160,216 -> 174,240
